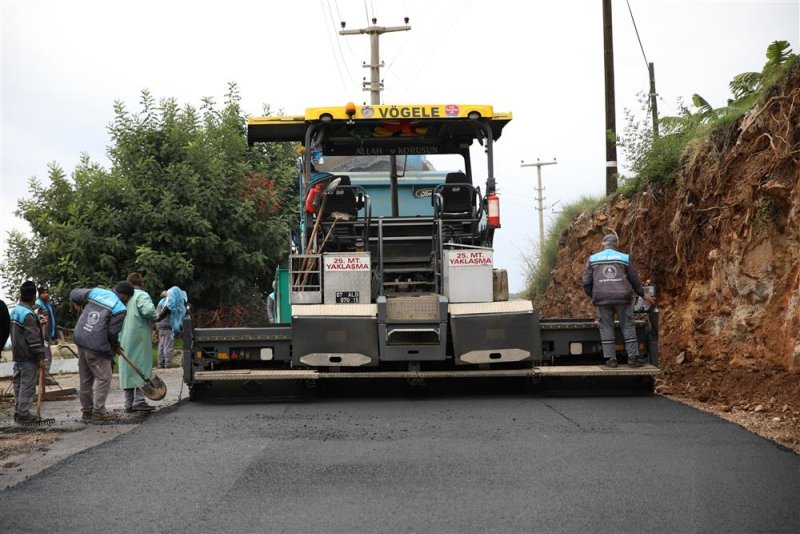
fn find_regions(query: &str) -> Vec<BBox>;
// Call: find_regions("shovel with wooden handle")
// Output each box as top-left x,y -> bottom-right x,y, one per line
117,348 -> 167,401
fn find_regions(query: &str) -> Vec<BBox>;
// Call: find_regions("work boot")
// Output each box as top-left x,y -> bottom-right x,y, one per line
91,411 -> 119,423
81,411 -> 93,422
628,357 -> 644,368
131,404 -> 155,412
605,357 -> 618,368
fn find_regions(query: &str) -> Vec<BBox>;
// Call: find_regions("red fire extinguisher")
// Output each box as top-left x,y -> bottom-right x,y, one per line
304,183 -> 324,214
487,192 -> 501,228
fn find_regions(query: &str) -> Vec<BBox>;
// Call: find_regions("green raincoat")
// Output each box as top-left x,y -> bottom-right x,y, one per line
119,288 -> 158,389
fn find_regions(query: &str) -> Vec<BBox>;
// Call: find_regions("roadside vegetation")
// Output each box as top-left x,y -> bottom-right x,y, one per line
524,40 -> 798,300
616,40 -> 798,196
1,83 -> 298,325
523,196 -> 604,305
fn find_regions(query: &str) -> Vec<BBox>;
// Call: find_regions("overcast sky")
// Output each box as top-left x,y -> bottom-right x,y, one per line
1,0 -> 798,301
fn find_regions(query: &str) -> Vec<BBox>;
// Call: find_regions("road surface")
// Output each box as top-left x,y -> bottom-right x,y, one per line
1,380 -> 798,533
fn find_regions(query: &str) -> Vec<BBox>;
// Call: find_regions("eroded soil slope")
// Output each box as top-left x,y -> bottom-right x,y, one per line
539,66 -> 800,450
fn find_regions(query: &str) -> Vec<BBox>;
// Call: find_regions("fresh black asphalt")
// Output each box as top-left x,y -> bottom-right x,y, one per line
1,379 -> 798,533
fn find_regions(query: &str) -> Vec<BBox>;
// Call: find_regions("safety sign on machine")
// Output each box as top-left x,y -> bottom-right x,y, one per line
324,255 -> 371,271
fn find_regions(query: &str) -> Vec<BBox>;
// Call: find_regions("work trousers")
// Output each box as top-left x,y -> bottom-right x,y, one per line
157,329 -> 173,368
124,388 -> 148,408
78,346 -> 113,415
42,342 -> 52,374
42,329 -> 55,374
597,303 -> 640,360
13,361 -> 39,418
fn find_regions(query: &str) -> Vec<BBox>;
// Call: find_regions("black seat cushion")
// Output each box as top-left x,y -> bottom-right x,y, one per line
325,175 -> 358,217
440,172 -> 473,215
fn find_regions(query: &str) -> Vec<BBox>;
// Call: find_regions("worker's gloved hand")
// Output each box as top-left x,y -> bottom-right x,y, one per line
643,294 -> 656,306
115,346 -> 124,356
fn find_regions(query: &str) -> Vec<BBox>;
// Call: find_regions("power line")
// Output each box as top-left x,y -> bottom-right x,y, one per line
324,0 -> 355,86
319,0 -> 350,95
333,0 -> 359,63
362,0 -> 370,25
383,65 -> 414,101
407,0 -> 472,88
625,0 -> 649,70
625,0 -> 660,137
387,0 -> 436,73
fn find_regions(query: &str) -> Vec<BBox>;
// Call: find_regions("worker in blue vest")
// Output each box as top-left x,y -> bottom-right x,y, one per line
71,282 -> 132,422
35,285 -> 60,385
10,281 -> 47,424
582,233 -> 656,368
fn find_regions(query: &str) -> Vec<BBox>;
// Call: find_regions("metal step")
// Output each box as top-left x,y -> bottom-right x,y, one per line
193,364 -> 660,381
370,236 -> 434,242
535,364 -> 660,377
383,266 -> 434,273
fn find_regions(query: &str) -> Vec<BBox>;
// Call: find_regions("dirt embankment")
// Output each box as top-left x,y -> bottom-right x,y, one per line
539,66 -> 800,451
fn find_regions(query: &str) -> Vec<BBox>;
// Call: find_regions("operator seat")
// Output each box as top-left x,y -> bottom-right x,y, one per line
320,175 -> 363,252
433,172 -> 480,244
439,172 -> 475,217
324,175 -> 359,218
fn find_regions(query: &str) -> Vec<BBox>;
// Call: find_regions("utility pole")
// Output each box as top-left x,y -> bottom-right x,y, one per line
340,17 -> 410,217
648,62 -> 659,137
340,17 -> 411,105
602,0 -> 618,195
521,158 -> 558,259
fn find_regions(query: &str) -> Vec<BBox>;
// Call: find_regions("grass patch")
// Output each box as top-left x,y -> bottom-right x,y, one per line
524,196 -> 604,304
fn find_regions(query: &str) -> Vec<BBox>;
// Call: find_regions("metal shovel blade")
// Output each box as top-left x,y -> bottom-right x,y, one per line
141,374 -> 167,401
117,348 -> 167,401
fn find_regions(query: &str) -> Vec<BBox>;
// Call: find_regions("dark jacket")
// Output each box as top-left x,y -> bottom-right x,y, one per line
582,247 -> 646,305
0,299 -> 9,352
156,298 -> 171,331
10,302 -> 46,363
71,288 -> 127,357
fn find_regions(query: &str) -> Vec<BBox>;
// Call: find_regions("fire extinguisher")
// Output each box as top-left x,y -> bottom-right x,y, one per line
304,183 -> 324,213
487,192 -> 501,228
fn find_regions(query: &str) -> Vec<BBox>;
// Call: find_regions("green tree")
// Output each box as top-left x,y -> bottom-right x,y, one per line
2,84 -> 297,320
616,40 -> 798,195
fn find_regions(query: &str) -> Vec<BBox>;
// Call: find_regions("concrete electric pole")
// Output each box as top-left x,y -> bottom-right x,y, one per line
340,17 -> 411,217
521,158 -> 558,259
339,17 -> 411,105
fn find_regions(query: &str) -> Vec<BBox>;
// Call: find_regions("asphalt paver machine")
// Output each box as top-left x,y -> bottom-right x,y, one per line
183,103 -> 659,397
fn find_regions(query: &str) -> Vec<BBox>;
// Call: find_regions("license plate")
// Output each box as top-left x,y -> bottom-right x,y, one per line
335,291 -> 360,304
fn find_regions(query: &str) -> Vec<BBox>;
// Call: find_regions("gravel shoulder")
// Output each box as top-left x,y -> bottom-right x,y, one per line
0,366 -> 185,489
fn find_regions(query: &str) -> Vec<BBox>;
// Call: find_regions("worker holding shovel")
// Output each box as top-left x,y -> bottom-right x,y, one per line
119,273 -> 159,413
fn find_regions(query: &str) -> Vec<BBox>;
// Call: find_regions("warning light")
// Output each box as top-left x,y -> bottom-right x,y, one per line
345,102 -> 357,120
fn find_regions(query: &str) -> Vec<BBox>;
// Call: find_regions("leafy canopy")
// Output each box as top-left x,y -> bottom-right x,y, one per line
2,84 -> 298,319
